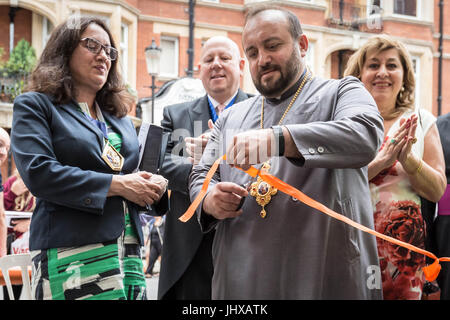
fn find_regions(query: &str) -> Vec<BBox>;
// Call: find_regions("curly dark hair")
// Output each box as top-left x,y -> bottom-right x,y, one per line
26,16 -> 133,118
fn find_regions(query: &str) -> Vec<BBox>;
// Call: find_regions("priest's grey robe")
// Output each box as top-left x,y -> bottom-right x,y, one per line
189,76 -> 384,299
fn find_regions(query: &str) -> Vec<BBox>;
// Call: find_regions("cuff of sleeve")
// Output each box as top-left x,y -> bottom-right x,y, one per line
270,125 -> 285,157
197,195 -> 219,233
153,191 -> 170,216
286,156 -> 305,167
141,191 -> 170,216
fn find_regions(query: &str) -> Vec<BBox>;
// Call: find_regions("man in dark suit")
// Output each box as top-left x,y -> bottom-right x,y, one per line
157,36 -> 251,299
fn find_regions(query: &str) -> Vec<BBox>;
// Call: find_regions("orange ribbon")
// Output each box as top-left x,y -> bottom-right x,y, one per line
179,155 -> 224,223
179,155 -> 450,281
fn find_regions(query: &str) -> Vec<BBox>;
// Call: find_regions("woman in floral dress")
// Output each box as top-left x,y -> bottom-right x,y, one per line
345,35 -> 446,299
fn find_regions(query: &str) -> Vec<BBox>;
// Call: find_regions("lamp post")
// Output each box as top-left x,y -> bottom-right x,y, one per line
186,0 -> 195,77
144,39 -> 161,123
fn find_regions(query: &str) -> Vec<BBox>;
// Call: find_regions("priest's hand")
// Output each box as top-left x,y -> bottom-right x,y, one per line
226,128 -> 275,171
202,182 -> 248,220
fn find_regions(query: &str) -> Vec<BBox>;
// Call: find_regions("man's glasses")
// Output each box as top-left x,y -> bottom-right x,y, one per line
80,37 -> 118,61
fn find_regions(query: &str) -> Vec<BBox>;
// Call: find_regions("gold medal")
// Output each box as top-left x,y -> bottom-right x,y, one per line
249,70 -> 311,218
250,162 -> 277,218
102,139 -> 124,172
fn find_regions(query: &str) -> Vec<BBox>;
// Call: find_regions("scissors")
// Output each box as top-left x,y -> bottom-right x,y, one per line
236,165 -> 262,210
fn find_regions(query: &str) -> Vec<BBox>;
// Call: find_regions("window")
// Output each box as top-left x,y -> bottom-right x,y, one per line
120,23 -> 128,82
42,17 -> 54,47
160,36 -> 179,78
394,0 -> 417,17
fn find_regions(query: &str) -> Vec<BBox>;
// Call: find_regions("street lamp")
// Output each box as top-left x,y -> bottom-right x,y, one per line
144,39 -> 161,123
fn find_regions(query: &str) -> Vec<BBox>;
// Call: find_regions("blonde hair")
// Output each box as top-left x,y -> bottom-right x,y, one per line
344,34 -> 415,119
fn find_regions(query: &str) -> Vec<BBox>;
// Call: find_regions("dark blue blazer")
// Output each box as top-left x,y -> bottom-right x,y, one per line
11,92 -> 168,250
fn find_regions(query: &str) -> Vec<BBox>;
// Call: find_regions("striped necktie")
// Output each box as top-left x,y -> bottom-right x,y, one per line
216,103 -> 226,115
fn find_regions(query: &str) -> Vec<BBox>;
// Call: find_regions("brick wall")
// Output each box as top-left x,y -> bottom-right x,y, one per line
2,1 -> 449,116
0,6 -> 32,61
382,20 -> 433,42
134,0 -> 330,100
135,0 -> 246,99
0,6 -> 10,61
13,8 -> 32,47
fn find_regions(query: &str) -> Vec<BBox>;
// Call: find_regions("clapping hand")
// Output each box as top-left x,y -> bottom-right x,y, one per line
373,114 -> 419,173
397,114 -> 420,173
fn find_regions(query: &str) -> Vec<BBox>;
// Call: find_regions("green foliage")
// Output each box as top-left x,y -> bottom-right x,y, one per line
5,38 -> 36,75
0,40 -> 37,102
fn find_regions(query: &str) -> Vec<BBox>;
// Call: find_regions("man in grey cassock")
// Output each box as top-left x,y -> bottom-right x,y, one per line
189,5 -> 384,299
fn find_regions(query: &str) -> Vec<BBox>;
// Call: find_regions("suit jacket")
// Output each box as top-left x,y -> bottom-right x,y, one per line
157,90 -> 250,299
11,92 -> 168,251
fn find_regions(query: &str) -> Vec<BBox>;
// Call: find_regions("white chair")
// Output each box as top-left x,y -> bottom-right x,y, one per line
0,253 -> 33,300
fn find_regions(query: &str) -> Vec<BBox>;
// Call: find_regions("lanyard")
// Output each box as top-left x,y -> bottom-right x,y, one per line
207,94 -> 237,123
78,102 -> 124,172
78,102 -> 108,141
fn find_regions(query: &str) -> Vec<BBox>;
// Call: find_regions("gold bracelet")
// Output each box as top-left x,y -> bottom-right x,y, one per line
415,160 -> 423,175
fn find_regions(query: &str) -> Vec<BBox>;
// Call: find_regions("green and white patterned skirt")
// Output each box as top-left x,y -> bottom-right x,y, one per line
30,208 -> 147,300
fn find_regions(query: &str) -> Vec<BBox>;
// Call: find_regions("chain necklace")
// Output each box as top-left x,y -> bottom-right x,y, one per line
250,70 -> 312,218
260,70 -> 311,128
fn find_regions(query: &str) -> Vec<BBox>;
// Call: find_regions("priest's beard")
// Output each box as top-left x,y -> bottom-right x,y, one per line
253,48 -> 302,98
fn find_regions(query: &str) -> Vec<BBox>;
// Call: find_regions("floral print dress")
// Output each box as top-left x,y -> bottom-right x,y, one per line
370,108 -> 435,300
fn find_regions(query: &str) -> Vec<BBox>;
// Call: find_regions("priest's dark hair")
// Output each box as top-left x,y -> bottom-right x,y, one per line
26,16 -> 133,118
244,4 -> 303,40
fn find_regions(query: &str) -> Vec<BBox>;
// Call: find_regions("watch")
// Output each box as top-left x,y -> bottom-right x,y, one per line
271,125 -> 285,157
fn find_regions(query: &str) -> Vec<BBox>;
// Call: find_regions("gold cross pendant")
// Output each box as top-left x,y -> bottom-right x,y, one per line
250,162 -> 277,218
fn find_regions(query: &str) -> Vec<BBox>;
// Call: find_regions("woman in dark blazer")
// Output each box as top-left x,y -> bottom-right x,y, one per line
11,16 -> 168,300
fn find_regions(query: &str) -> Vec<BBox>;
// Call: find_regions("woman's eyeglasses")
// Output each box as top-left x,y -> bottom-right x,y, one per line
80,37 -> 118,61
